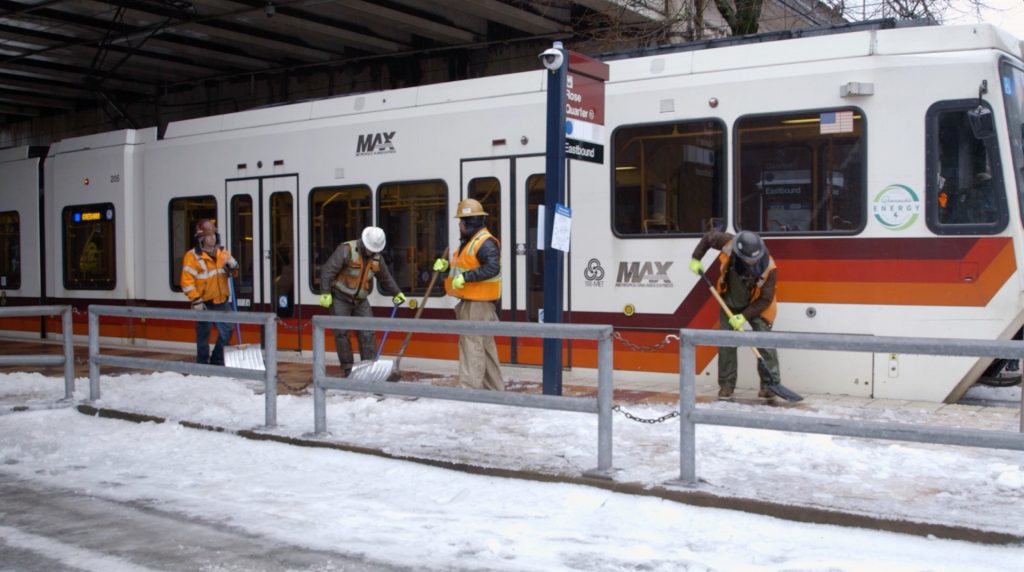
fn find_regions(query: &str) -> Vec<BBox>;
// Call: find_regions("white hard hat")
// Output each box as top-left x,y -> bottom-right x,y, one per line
361,226 -> 386,253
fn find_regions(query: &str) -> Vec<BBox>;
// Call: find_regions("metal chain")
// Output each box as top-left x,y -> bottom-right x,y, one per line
612,331 -> 679,352
612,404 -> 679,424
278,319 -> 310,331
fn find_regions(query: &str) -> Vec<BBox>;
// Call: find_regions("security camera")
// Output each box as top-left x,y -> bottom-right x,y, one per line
539,48 -> 564,71
265,1 -> 275,17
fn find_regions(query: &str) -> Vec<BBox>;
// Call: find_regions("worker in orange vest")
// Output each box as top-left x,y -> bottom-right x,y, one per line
181,219 -> 238,365
319,226 -> 405,376
434,198 -> 504,391
690,229 -> 780,400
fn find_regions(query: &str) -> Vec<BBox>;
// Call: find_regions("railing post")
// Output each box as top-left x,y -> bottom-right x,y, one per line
586,330 -> 613,478
88,307 -> 100,401
313,321 -> 327,435
264,315 -> 278,428
61,306 -> 74,400
678,334 -> 697,484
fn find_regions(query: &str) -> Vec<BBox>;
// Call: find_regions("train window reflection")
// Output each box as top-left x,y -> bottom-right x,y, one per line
927,99 -> 1007,234
736,109 -> 865,234
62,203 -> 116,290
309,185 -> 371,293
229,195 -> 254,301
613,120 -> 725,236
168,196 -> 216,292
378,180 -> 447,298
0,211 -> 20,289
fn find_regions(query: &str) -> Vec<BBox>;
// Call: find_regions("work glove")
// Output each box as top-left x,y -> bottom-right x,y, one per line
688,258 -> 703,275
392,292 -> 407,306
319,293 -> 333,308
191,300 -> 206,311
433,258 -> 449,272
452,273 -> 466,289
225,256 -> 238,271
728,313 -> 746,331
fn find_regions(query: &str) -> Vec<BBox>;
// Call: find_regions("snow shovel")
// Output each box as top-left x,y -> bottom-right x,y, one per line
389,246 -> 449,381
697,269 -> 803,402
347,302 -> 401,383
224,276 -> 266,370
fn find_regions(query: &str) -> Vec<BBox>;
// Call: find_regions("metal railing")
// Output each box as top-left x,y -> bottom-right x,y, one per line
0,305 -> 75,400
674,329 -> 1024,485
88,305 -> 279,427
312,315 -> 615,478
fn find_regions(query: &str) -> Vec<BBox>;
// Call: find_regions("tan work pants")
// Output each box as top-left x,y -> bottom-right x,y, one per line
454,299 -> 505,391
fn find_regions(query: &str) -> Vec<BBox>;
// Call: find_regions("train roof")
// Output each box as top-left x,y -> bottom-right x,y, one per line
46,128 -> 158,157
161,20 -> 1023,141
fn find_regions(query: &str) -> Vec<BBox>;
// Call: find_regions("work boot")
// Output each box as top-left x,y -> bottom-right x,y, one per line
758,387 -> 774,399
717,386 -> 734,400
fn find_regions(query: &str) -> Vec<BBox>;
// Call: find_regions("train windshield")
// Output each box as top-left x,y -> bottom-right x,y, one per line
999,60 -> 1024,224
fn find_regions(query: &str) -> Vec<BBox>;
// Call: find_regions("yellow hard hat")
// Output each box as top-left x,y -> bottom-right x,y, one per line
454,198 -> 487,218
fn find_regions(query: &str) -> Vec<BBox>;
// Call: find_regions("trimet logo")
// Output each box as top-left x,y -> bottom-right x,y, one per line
583,258 -> 605,287
356,131 -> 397,156
873,184 -> 920,231
616,261 -> 673,288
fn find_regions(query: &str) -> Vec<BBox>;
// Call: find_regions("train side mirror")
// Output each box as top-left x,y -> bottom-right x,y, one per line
967,105 -> 995,140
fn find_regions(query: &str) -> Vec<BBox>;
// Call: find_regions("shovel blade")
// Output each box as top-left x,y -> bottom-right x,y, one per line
224,345 -> 266,371
347,359 -> 394,383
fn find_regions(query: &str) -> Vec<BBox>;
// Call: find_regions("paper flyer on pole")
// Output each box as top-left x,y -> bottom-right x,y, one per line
551,203 -> 572,252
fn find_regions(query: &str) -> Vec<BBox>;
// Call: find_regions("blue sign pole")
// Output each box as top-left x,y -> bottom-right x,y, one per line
542,41 -> 567,395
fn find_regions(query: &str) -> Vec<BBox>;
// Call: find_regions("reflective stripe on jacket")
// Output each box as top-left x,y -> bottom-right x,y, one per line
336,240 -> 381,300
181,246 -> 232,304
445,229 -> 501,301
717,239 -> 778,324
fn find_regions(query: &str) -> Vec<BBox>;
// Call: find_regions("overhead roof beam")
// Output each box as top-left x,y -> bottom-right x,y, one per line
432,0 -> 569,35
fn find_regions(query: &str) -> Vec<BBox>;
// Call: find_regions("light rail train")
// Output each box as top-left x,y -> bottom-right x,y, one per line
2,20 -> 1023,402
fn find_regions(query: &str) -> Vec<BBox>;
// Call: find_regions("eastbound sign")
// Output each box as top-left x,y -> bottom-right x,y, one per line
565,51 -> 609,164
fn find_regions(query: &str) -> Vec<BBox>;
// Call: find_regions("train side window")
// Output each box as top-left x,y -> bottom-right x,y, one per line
612,119 -> 726,237
468,177 -> 501,240
0,211 -> 20,289
229,195 -> 254,301
378,180 -> 448,298
998,61 -> 1024,227
309,185 -> 372,294
926,99 -> 1007,235
168,196 -> 217,292
62,203 -> 116,290
735,109 -> 866,234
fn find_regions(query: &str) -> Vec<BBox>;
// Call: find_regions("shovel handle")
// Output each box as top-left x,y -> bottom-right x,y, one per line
697,268 -> 768,362
394,246 -> 449,368
228,276 -> 242,345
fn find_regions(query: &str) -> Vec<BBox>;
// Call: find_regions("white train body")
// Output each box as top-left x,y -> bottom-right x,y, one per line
2,23 -> 1023,402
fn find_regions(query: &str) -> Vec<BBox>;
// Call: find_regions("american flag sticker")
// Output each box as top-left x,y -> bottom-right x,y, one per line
820,110 -> 854,134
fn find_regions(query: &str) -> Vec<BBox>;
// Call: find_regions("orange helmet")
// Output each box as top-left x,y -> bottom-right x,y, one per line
194,219 -> 217,237
454,198 -> 487,218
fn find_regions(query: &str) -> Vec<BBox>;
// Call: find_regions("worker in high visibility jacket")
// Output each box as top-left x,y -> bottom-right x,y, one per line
433,198 -> 504,391
319,226 -> 405,376
181,219 -> 238,365
689,229 -> 780,401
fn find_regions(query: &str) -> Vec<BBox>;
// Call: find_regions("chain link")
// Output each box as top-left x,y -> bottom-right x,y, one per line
612,404 -> 679,424
612,331 -> 679,352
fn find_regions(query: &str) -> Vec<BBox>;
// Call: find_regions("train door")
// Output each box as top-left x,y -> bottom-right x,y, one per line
460,154 -> 546,365
226,174 -> 300,352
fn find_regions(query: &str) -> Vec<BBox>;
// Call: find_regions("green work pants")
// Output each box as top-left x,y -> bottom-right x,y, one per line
717,311 -> 780,390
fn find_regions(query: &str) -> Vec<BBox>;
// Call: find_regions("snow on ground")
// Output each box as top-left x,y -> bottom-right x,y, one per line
1,371 -> 1022,571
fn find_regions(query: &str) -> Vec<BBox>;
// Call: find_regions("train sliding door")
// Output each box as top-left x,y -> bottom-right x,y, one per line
460,154 -> 546,365
226,174 -> 300,352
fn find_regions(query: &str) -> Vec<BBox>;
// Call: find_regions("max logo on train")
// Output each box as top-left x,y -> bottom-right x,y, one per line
356,131 -> 397,156
616,261 -> 673,287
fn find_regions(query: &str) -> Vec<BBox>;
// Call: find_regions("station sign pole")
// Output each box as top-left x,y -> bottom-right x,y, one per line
540,43 -> 609,395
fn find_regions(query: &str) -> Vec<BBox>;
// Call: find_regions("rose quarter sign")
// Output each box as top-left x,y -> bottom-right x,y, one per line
564,51 -> 609,164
